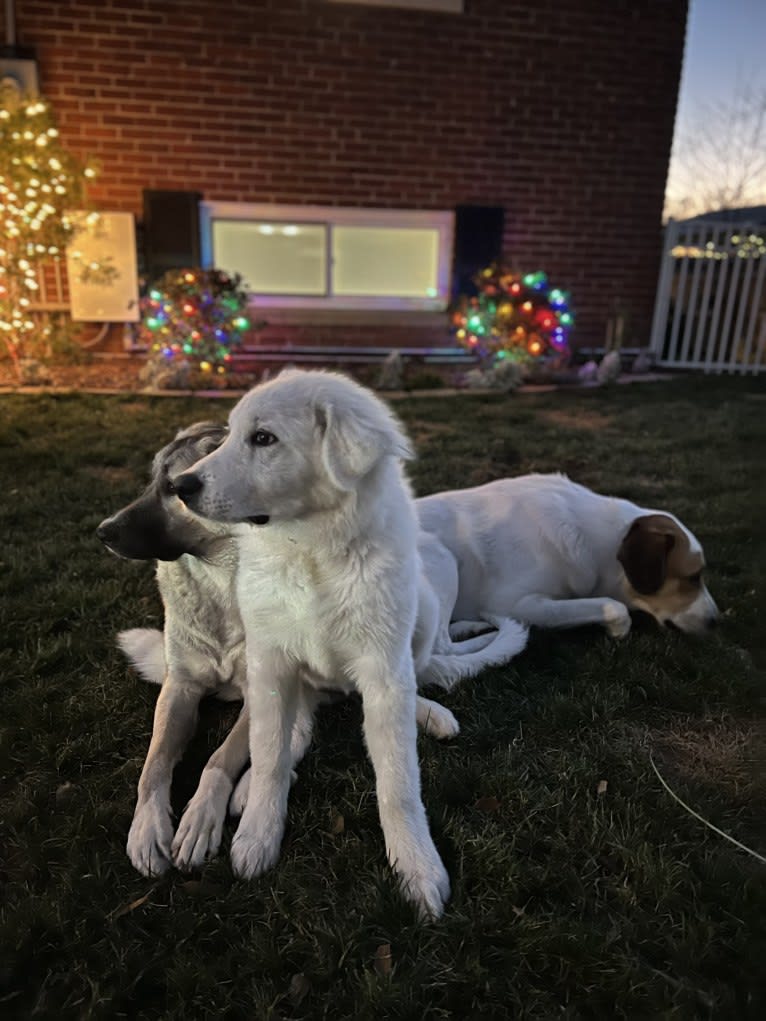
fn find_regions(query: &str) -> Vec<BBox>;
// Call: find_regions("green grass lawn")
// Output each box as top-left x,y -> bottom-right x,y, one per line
0,376 -> 764,1019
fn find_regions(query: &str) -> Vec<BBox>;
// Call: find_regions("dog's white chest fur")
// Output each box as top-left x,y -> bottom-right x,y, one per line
236,533 -> 402,687
240,544 -> 326,631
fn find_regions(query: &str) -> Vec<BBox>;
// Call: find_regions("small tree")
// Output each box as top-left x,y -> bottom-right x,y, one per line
665,84 -> 766,221
0,85 -> 98,378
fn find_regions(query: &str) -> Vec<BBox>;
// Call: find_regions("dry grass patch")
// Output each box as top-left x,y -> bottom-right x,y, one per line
82,464 -> 136,484
652,715 -> 765,800
538,407 -> 615,431
407,420 -> 456,443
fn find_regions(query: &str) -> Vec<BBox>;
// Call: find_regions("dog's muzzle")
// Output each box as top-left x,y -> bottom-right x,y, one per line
96,517 -> 119,546
172,471 -> 270,525
173,472 -> 203,505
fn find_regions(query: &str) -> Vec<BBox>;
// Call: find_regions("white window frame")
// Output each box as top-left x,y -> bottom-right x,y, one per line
200,201 -> 455,312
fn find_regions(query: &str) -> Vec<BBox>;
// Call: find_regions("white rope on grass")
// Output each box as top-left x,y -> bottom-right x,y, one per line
649,752 -> 766,866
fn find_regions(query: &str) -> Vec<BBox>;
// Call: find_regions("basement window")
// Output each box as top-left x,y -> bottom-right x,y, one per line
201,202 -> 454,311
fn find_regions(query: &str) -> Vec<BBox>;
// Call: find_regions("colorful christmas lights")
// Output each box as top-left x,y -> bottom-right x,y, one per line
451,264 -> 573,364
137,268 -> 252,374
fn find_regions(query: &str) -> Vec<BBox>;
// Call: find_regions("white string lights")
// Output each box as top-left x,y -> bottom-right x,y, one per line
0,87 -> 100,375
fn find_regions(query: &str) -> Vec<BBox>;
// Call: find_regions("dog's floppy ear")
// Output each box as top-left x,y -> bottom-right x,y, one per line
617,514 -> 676,594
174,421 -> 228,457
152,422 -> 227,475
317,396 -> 414,492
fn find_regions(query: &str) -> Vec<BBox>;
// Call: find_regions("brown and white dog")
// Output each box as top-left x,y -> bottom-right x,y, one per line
417,473 -> 719,638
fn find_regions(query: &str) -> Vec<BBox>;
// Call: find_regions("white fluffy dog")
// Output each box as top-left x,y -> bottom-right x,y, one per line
173,370 -> 453,918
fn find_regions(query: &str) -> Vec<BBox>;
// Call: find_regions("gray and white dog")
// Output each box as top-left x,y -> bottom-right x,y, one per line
97,422 -> 527,880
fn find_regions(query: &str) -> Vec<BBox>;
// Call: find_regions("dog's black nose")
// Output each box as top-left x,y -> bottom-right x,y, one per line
96,518 -> 117,544
174,472 -> 203,503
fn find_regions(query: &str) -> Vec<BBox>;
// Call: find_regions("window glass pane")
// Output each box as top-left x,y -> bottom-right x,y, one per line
211,220 -> 327,295
332,226 -> 440,298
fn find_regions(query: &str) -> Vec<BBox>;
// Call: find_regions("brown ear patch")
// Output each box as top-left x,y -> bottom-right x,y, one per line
618,517 -> 676,595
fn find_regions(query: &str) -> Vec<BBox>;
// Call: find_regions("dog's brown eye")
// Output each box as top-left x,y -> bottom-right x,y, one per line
251,430 -> 278,447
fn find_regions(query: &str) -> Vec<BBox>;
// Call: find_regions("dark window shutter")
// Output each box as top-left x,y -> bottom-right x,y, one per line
142,190 -> 202,282
452,205 -> 505,300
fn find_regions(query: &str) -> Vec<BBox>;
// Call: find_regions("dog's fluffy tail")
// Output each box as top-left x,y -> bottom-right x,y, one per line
418,616 -> 528,692
117,627 -> 243,702
117,628 -> 166,685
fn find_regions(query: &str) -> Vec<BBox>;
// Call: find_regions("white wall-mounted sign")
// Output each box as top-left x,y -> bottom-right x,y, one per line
66,211 -> 140,322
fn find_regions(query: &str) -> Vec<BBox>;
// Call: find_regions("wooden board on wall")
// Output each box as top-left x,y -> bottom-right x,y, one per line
66,212 -> 140,322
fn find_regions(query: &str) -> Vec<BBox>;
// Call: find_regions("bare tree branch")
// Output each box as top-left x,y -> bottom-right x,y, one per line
664,82 -> 766,220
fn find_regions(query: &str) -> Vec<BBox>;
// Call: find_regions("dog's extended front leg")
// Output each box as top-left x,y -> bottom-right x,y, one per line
171,704 -> 250,871
511,593 -> 631,638
127,681 -> 202,876
357,659 -> 450,920
229,682 -> 321,817
229,689 -> 456,819
230,654 -> 299,879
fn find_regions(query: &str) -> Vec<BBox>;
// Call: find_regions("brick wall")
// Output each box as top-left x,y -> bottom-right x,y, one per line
3,0 -> 688,351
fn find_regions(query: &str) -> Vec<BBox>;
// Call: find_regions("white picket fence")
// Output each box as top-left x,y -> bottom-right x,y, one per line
649,217 -> 766,373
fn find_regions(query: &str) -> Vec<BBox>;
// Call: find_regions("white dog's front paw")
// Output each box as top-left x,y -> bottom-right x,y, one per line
230,815 -> 284,879
419,700 -> 460,740
127,796 -> 174,877
171,770 -> 231,872
603,601 -> 631,639
391,840 -> 451,920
